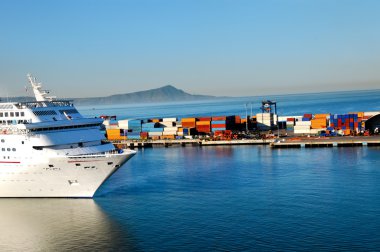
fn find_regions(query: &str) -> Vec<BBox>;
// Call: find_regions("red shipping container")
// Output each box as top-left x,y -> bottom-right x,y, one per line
212,116 -> 227,121
287,118 -> 295,122
354,122 -> 358,128
196,125 -> 211,133
330,123 -> 335,127
211,124 -> 226,128
198,117 -> 212,121
304,114 -> 313,118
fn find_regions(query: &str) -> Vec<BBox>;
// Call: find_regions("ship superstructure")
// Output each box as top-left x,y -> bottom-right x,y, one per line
0,75 -> 136,197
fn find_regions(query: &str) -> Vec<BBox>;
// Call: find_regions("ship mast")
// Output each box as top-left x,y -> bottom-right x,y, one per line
27,74 -> 56,102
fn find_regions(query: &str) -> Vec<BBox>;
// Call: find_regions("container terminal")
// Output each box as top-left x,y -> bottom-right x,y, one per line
101,101 -> 380,149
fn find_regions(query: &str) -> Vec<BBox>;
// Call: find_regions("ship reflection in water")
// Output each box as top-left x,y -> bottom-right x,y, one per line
0,199 -> 137,251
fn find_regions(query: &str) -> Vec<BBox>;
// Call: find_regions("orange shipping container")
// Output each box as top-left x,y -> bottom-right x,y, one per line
314,114 -> 329,119
181,118 -> 196,123
311,118 -> 327,129
182,122 -> 196,128
196,121 -> 211,126
160,135 -> 175,140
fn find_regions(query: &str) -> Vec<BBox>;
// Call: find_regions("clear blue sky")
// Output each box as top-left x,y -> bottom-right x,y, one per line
0,0 -> 379,98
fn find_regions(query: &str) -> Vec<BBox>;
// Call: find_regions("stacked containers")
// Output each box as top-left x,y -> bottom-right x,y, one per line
106,129 -> 124,141
294,117 -> 311,134
126,131 -> 141,140
181,117 -> 197,135
329,113 -> 363,134
311,114 -> 329,129
196,120 -> 211,133
181,118 -> 196,128
286,118 -> 295,131
142,122 -> 163,137
256,113 -> 274,130
160,120 -> 177,136
126,120 -> 142,133
211,116 -> 235,132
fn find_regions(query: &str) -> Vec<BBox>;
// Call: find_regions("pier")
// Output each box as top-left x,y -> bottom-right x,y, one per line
111,136 -> 380,149
112,139 -> 273,148
270,136 -> 380,148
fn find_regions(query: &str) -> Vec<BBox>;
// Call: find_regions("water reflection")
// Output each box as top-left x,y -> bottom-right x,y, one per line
0,199 -> 138,251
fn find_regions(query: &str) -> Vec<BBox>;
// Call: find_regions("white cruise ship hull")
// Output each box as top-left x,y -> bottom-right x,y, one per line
0,150 -> 135,198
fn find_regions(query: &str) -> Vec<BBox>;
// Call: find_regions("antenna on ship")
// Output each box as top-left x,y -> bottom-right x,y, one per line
27,74 -> 56,102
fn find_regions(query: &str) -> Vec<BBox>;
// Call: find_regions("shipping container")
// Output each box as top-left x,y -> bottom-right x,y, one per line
198,117 -> 212,121
196,121 -> 211,126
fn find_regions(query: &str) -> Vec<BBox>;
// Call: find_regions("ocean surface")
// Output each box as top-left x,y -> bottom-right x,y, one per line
1,90 -> 380,251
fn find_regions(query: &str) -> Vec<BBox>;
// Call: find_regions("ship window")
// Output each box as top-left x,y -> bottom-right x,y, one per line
15,112 -> 19,117
22,141 -> 24,144
1,139 -> 4,143
12,148 -> 16,151
107,162 -> 113,165
4,112 -> 8,117
0,112 -> 3,117
7,148 -> 10,151
1,148 -> 4,151
21,112 -> 25,116
10,112 -> 14,117
75,163 -> 81,166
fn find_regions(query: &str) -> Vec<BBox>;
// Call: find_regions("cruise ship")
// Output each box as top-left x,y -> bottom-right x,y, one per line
0,75 -> 136,197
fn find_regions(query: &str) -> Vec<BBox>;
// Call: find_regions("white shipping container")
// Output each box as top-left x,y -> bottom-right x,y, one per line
294,125 -> 311,130
162,118 -> 178,122
295,121 -> 312,126
105,125 -> 119,130
256,113 -> 274,118
310,129 -> 323,134
163,131 -> 177,136
278,116 -> 292,121
159,122 -> 175,127
163,127 -> 178,131
148,132 -> 163,136
364,111 -> 380,117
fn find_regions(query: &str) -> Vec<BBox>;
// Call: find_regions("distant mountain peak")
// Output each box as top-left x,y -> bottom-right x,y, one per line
72,84 -> 216,105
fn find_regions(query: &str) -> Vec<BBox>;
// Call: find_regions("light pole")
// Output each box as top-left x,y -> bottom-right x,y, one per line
245,103 -> 248,134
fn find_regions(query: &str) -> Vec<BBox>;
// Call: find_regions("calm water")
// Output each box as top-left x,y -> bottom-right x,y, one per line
1,90 -> 380,251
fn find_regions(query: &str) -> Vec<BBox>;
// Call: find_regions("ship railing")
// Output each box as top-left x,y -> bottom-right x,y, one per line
66,149 -> 127,158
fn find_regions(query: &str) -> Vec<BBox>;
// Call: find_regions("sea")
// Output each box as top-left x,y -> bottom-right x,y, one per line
1,90 -> 380,251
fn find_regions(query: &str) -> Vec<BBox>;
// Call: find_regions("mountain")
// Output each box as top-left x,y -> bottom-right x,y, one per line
1,85 -> 217,105
72,85 -> 216,106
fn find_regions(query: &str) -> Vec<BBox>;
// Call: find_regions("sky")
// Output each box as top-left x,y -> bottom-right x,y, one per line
0,0 -> 379,98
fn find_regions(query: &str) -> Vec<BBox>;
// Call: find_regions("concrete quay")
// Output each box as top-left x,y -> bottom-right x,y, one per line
270,136 -> 380,148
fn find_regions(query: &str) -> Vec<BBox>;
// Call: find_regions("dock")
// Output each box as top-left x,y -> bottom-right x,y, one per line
112,139 -> 273,148
270,136 -> 380,148
112,136 -> 380,149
